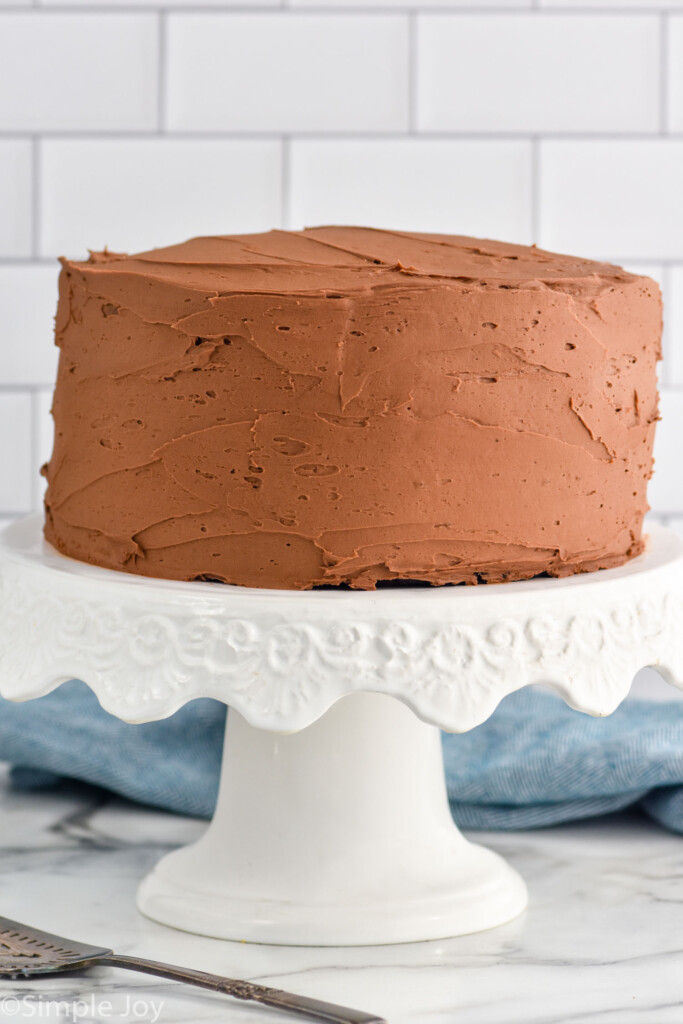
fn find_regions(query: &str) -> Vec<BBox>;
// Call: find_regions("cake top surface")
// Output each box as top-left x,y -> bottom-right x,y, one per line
70,226 -> 637,297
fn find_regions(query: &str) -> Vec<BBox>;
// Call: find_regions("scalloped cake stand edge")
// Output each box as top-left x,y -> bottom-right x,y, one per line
1,516 -> 682,944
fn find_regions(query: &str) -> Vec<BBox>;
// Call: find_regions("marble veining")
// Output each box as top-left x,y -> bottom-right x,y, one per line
0,765 -> 682,1023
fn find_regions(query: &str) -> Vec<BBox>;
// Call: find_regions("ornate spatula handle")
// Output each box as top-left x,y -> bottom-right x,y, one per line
103,954 -> 386,1024
0,916 -> 386,1024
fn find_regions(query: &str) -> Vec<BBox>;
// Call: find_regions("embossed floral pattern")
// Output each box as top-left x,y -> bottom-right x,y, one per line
0,554 -> 682,731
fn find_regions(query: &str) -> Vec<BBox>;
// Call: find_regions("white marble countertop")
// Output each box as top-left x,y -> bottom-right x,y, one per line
1,764 -> 682,1024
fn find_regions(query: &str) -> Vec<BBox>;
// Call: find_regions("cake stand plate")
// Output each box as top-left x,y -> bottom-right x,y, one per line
1,516 -> 682,946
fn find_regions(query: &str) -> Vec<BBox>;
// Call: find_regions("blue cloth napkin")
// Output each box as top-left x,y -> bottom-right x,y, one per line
2,680 -> 683,833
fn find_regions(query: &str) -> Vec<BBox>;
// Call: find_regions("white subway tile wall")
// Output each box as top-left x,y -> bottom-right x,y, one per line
0,394 -> 33,514
289,139 -> 533,240
40,139 -> 283,257
669,16 -> 683,132
1,3 -> 682,528
416,15 -> 660,133
0,141 -> 32,257
166,14 -> 410,132
538,141 -> 683,260
34,387 -> 53,507
0,265 -> 59,385
0,14 -> 159,132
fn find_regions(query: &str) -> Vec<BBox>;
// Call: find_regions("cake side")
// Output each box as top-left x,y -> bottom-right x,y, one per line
43,227 -> 662,589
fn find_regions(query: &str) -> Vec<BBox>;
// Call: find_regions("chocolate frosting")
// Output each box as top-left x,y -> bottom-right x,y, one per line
43,227 -> 662,589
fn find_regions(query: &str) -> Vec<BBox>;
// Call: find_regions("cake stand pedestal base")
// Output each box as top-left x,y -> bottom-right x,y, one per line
3,517 -> 683,947
137,692 -> 527,945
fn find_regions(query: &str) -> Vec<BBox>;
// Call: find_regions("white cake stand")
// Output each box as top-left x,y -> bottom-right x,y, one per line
0,516 -> 682,946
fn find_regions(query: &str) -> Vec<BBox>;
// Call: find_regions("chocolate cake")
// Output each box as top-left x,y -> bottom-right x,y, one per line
43,227 -> 661,590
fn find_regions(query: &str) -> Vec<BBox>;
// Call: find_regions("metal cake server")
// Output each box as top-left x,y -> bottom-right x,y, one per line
0,915 -> 386,1024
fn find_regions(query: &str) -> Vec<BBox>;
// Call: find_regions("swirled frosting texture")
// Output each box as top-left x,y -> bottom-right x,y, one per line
43,227 -> 661,589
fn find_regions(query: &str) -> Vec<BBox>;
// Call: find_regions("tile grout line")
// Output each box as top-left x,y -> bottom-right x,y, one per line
661,262 -> 673,386
30,135 -> 41,261
157,9 -> 167,134
29,389 -> 42,513
4,130 -> 683,141
0,6 -> 673,13
0,384 -> 48,394
0,258 -> 61,266
408,11 -> 417,134
281,136 -> 291,229
530,136 -> 540,245
660,11 -> 669,135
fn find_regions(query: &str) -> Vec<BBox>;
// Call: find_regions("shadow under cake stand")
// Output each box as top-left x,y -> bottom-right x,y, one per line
1,516 -> 682,946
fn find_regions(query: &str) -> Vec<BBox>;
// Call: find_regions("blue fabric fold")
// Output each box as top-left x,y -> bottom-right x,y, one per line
2,680 -> 683,832
441,687 -> 683,831
4,682 -> 224,818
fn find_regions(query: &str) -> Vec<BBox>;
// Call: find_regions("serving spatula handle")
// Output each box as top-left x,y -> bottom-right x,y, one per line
102,954 -> 386,1024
